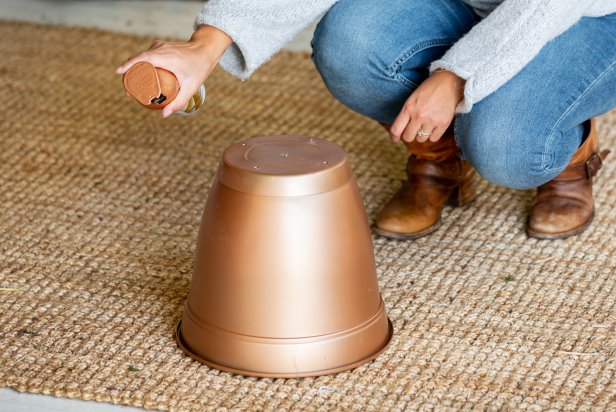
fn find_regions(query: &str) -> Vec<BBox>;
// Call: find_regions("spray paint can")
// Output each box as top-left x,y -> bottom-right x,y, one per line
123,61 -> 205,116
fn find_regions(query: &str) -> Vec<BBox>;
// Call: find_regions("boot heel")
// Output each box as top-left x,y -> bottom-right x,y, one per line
446,173 -> 476,207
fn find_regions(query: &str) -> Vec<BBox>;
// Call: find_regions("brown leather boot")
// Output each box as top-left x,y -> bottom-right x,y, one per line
374,129 -> 476,240
527,118 -> 610,239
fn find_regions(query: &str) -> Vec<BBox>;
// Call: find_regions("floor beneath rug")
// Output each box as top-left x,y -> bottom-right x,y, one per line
0,0 -> 315,51
0,389 -> 144,412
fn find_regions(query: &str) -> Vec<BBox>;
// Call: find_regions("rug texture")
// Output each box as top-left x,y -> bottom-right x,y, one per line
1,21 -> 616,411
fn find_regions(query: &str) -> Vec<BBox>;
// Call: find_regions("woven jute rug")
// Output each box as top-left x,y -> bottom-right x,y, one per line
1,20 -> 616,411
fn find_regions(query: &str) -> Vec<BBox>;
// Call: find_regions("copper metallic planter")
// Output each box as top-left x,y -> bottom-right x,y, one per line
176,135 -> 393,378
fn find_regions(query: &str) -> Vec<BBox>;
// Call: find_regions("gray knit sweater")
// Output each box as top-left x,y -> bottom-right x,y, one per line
195,0 -> 616,113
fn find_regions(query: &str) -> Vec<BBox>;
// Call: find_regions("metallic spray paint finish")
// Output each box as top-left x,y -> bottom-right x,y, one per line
176,135 -> 393,378
123,61 -> 205,115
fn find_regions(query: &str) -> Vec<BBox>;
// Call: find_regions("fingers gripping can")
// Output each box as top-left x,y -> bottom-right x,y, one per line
175,83 -> 206,116
123,61 -> 205,116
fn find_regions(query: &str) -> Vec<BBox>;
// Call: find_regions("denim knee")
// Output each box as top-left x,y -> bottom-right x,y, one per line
454,112 -> 577,190
311,0 -> 480,124
311,11 -> 385,119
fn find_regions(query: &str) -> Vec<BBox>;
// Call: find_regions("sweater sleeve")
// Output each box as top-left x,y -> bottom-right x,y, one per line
195,0 -> 338,79
429,0 -> 594,113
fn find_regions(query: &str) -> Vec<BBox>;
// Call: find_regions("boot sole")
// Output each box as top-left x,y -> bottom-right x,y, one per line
526,210 -> 595,240
372,220 -> 441,240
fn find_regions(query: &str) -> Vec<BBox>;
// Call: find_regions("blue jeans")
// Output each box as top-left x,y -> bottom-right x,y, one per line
311,0 -> 616,189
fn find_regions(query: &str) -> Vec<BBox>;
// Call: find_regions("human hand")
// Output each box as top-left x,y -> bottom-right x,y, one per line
389,70 -> 465,143
116,25 -> 232,118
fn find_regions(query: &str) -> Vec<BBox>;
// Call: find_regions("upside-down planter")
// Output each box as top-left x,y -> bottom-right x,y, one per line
175,135 -> 393,378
